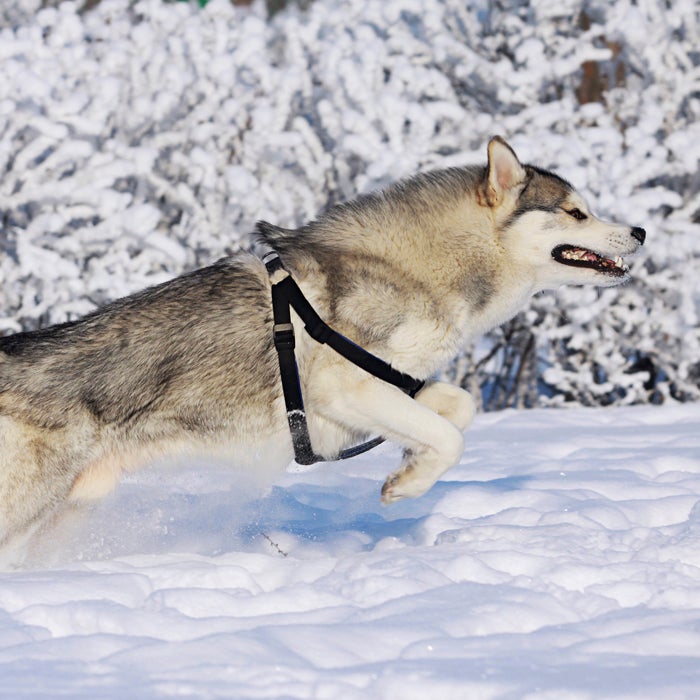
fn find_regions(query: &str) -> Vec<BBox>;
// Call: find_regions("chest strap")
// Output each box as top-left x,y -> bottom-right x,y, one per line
262,249 -> 424,465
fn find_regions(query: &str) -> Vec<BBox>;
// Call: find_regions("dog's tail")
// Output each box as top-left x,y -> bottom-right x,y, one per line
254,220 -> 311,268
254,220 -> 295,248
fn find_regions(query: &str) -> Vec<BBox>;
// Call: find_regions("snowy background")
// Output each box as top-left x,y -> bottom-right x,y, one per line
0,0 -> 700,697
0,0 -> 698,406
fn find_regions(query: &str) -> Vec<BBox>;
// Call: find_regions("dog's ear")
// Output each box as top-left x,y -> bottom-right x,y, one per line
483,136 -> 527,207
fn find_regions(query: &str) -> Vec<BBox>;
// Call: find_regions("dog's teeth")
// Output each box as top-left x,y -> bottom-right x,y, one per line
614,256 -> 627,270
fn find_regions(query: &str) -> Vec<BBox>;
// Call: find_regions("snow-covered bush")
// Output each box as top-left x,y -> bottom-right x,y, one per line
0,0 -> 698,408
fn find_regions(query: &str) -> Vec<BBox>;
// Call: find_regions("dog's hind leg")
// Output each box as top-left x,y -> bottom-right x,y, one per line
309,366 -> 472,503
0,417 -> 91,548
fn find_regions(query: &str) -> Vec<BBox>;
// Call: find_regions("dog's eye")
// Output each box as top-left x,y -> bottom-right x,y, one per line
566,208 -> 588,221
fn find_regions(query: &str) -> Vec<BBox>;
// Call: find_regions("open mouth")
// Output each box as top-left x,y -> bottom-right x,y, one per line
552,245 -> 629,276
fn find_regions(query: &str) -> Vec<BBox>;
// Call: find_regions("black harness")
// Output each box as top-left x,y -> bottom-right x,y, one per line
262,249 -> 425,465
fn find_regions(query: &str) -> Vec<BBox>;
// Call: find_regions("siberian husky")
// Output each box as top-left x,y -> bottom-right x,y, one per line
0,137 -> 645,547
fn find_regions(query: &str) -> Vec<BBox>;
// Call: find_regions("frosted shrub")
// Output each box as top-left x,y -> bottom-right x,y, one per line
0,0 -> 697,407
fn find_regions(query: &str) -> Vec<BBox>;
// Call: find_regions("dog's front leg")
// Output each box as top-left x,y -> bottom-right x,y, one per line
412,381 -> 476,433
381,381 -> 476,503
310,367 -> 474,503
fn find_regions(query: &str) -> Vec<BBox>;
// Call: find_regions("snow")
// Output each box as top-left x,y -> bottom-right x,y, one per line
0,0 -> 699,695
1,403 -> 700,698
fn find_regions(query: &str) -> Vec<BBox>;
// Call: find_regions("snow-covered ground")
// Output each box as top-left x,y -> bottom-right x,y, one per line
1,403 -> 700,699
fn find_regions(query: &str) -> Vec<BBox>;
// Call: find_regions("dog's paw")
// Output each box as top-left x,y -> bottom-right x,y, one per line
381,427 -> 464,504
381,465 -> 434,504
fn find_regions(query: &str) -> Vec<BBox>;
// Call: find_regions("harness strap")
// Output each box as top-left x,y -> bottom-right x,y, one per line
263,250 -> 425,465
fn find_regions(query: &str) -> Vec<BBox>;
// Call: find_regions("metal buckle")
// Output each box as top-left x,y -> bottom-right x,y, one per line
273,322 -> 295,350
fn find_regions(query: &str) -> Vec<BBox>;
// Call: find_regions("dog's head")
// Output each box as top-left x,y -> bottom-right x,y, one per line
483,136 -> 646,289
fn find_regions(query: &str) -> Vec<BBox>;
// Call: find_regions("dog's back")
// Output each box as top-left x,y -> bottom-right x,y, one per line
0,255 -> 280,544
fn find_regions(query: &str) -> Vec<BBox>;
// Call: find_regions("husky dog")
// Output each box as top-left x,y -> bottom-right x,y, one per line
0,137 -> 645,547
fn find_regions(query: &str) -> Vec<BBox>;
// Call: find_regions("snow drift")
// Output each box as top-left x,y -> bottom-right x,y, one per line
1,404 -> 699,698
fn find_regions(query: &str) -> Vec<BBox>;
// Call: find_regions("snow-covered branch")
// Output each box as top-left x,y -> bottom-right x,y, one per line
0,0 -> 698,406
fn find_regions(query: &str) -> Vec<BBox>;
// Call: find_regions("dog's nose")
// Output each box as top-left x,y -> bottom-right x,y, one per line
631,227 -> 646,245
